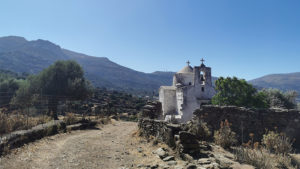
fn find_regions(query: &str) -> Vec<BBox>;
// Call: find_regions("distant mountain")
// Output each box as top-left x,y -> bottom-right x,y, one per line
249,72 -> 300,95
0,36 -> 174,94
1,36 -> 299,96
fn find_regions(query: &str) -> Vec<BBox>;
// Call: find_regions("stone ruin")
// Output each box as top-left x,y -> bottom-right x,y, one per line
139,105 -> 300,160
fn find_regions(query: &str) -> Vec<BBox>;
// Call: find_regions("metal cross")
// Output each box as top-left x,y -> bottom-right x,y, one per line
201,58 -> 205,64
186,60 -> 190,65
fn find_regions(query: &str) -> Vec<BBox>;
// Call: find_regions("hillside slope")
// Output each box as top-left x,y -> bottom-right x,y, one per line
249,72 -> 300,94
1,36 -> 299,95
0,36 -> 174,93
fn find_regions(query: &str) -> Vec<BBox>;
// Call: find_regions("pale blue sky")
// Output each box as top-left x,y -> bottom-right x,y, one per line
0,0 -> 299,80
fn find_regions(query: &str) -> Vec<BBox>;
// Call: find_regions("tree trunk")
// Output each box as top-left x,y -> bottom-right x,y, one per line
48,98 -> 59,120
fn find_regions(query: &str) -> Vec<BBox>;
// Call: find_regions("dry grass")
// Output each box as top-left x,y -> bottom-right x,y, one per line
98,116 -> 112,125
235,147 -> 298,169
0,111 -> 52,136
235,147 -> 275,169
63,113 -> 78,125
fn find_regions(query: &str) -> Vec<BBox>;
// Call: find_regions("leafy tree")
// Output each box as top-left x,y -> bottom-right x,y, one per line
252,91 -> 269,108
12,60 -> 93,119
0,79 -> 22,107
212,77 -> 268,108
0,69 -> 26,107
10,80 -> 33,108
260,89 -> 297,109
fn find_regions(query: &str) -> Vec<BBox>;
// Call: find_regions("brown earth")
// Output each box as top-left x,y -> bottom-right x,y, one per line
0,120 -> 181,169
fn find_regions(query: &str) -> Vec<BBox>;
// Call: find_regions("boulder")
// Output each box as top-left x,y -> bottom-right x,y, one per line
153,148 -> 168,159
290,154 -> 300,167
167,161 -> 177,166
185,164 -> 197,169
198,158 -> 212,165
163,156 -> 175,161
179,131 -> 198,144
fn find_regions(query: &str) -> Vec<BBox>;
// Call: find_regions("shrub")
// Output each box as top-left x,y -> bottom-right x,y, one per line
214,120 -> 237,149
260,89 -> 298,109
262,130 -> 294,154
188,118 -> 211,140
276,154 -> 298,169
63,113 -> 78,125
46,124 -> 58,136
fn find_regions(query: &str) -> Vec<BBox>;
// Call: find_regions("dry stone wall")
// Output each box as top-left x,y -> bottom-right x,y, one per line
141,101 -> 162,119
138,119 -> 181,148
0,120 -> 65,156
0,119 -> 97,156
194,105 -> 300,149
138,118 -> 224,167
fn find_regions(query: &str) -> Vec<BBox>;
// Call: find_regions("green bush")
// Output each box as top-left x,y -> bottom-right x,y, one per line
212,77 -> 268,108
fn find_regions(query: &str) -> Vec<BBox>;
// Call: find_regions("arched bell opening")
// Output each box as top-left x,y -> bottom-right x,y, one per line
200,71 -> 205,85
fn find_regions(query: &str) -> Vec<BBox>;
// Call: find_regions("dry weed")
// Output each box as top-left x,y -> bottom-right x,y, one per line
262,130 -> 294,155
63,113 -> 78,125
235,147 -> 297,169
235,147 -> 275,169
0,111 -> 52,135
214,119 -> 237,149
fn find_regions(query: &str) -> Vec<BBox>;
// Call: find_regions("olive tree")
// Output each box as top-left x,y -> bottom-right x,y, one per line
12,60 -> 93,119
212,77 -> 268,108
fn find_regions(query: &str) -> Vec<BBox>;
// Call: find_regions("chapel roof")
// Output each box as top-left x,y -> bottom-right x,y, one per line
177,61 -> 193,73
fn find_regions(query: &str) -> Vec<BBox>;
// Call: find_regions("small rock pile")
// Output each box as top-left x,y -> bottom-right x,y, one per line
151,148 -> 180,168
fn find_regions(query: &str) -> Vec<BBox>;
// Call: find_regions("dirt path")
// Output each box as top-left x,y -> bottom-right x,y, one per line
0,121 -> 167,169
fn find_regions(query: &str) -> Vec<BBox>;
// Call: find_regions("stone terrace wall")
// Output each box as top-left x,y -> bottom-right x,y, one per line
0,120 -> 65,156
138,119 -> 181,148
138,119 -> 214,161
194,105 -> 300,149
0,120 -> 97,156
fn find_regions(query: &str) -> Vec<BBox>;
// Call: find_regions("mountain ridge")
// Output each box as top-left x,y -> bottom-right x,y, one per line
249,72 -> 300,93
0,36 -> 174,94
0,36 -> 299,95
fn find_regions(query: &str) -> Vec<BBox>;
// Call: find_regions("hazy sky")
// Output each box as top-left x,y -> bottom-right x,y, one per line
0,0 -> 299,80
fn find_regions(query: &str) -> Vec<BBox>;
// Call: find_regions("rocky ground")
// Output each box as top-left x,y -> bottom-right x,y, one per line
0,120 -> 254,169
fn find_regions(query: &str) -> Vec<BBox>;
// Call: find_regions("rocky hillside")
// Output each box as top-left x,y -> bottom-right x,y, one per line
0,36 -> 174,94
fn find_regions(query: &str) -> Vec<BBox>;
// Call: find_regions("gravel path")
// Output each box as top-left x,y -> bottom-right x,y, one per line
0,121 -> 150,169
